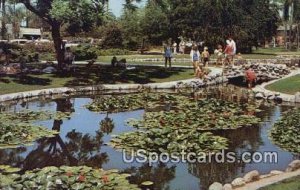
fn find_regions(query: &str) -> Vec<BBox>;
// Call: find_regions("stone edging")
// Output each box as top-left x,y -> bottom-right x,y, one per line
252,68 -> 300,103
0,68 -> 226,103
209,160 -> 300,190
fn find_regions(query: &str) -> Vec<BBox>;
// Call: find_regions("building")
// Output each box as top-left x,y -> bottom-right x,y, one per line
19,27 -> 41,39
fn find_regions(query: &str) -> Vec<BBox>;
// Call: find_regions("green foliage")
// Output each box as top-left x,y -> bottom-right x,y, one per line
50,0 -> 105,35
122,0 -> 279,52
97,49 -> 132,56
110,128 -> 228,155
0,110 -> 71,149
0,165 -> 140,190
119,9 -> 144,50
270,108 -> 300,153
72,45 -> 98,61
87,92 -> 261,130
100,22 -> 124,49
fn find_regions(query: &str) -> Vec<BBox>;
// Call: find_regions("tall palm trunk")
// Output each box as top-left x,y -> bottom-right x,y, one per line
1,0 -> 6,40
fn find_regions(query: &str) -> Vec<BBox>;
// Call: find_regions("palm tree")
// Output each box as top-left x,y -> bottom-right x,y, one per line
0,0 -> 7,40
6,0 -> 26,38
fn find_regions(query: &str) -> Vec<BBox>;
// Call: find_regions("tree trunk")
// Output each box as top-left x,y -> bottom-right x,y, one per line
284,22 -> 288,50
51,23 -> 64,71
297,23 -> 300,50
1,0 -> 6,40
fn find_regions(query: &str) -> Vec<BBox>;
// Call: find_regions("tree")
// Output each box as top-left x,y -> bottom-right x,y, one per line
1,0 -> 7,40
18,0 -> 105,71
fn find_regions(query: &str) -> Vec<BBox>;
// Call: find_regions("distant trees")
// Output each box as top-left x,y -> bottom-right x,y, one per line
120,0 -> 279,52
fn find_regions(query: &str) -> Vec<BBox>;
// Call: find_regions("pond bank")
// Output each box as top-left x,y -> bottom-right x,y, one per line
253,68 -> 300,103
0,67 -> 225,103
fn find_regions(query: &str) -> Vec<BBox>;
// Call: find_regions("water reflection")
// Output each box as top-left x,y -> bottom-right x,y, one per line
100,114 -> 115,135
123,162 -> 176,190
0,87 -> 299,190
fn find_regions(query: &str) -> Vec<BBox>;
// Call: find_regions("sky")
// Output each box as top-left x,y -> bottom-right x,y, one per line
109,0 -> 145,17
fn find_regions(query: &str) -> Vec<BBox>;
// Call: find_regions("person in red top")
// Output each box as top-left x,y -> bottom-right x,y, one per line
245,66 -> 257,88
224,40 -> 233,65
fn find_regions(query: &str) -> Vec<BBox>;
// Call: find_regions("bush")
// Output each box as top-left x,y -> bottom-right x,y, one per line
97,49 -> 132,56
72,45 -> 98,61
22,42 -> 55,54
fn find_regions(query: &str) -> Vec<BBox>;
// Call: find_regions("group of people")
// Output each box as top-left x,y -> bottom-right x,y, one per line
214,37 -> 237,66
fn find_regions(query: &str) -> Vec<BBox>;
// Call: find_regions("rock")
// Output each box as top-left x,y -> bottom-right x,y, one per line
270,170 -> 284,175
209,182 -> 223,190
255,92 -> 265,99
243,170 -> 260,183
231,178 -> 246,187
295,93 -> 300,103
222,184 -> 233,190
286,160 -> 300,172
42,66 -> 57,74
259,174 -> 273,179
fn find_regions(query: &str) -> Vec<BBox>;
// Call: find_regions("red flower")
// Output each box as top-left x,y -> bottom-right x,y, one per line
78,175 -> 86,182
102,175 -> 109,184
66,172 -> 73,177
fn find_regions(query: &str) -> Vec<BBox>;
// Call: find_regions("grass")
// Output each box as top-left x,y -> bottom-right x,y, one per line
265,74 -> 300,95
259,175 -> 300,190
96,47 -> 300,65
0,65 -> 194,95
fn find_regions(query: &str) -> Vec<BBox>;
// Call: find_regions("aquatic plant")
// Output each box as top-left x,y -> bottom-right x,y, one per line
85,93 -> 187,113
270,108 -> 300,154
127,99 -> 261,130
0,110 -> 71,149
0,165 -> 140,190
110,127 -> 228,155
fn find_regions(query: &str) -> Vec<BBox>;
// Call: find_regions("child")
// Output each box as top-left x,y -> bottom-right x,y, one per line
190,45 -> 201,76
214,45 -> 223,66
245,66 -> 257,88
201,47 -> 210,67
195,64 -> 206,79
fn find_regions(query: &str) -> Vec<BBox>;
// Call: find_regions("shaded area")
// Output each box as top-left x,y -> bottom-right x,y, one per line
0,65 -> 193,95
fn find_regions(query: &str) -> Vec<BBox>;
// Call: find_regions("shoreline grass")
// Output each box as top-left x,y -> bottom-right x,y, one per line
265,74 -> 300,95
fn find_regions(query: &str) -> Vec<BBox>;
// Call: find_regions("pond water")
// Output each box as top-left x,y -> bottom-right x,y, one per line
0,86 -> 299,190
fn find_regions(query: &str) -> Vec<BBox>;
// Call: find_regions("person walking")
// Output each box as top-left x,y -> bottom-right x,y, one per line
164,43 -> 173,68
229,37 -> 236,63
224,40 -> 233,65
64,47 -> 75,72
201,47 -> 210,67
173,41 -> 178,54
190,45 -> 201,76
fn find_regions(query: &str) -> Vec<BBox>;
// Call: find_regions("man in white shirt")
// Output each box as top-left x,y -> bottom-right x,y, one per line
229,37 -> 236,55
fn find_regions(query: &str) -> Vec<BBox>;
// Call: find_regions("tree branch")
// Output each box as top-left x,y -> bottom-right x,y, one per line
19,0 -> 53,24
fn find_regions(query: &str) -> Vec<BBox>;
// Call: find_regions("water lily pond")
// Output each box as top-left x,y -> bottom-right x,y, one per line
0,85 -> 299,190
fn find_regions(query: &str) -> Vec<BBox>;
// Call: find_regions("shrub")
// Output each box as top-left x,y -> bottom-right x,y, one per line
97,49 -> 132,56
72,45 -> 98,61
22,42 -> 55,53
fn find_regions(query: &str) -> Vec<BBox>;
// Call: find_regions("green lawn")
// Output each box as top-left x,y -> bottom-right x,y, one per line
96,48 -> 300,65
259,176 -> 300,190
0,65 -> 194,95
265,74 -> 300,95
